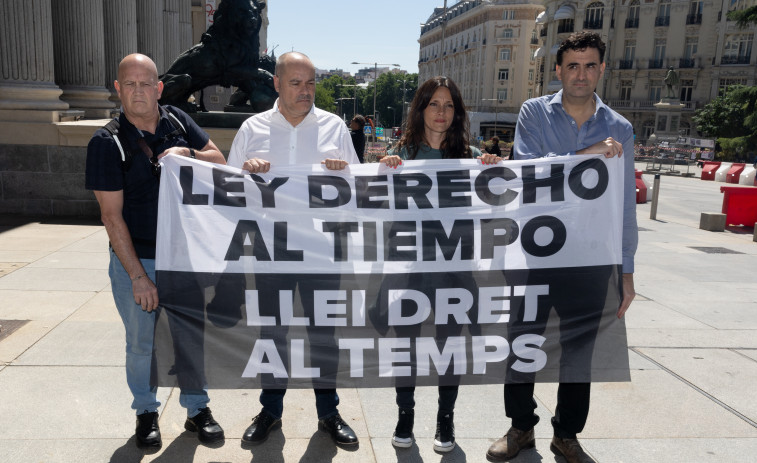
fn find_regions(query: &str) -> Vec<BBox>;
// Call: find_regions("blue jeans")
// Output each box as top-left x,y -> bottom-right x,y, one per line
260,388 -> 339,420
109,248 -> 209,416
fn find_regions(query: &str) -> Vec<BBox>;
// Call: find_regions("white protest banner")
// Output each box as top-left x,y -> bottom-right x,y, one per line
153,154 -> 630,389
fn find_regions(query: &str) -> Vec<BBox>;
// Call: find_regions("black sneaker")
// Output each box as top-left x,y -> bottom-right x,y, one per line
392,408 -> 414,448
184,407 -> 224,443
318,413 -> 358,447
242,411 -> 281,444
135,411 -> 161,448
433,411 -> 455,453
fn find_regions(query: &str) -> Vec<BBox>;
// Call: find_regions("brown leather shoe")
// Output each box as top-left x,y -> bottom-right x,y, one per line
486,426 -> 535,461
550,436 -> 596,463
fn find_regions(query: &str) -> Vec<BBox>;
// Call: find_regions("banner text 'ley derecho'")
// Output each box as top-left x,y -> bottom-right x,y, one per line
154,154 -> 630,389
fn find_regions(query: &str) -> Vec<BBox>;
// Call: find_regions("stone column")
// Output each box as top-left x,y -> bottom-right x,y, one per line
137,0 -> 165,73
0,0 -> 69,122
51,0 -> 115,117
163,0 -> 182,70
103,0 -> 137,103
179,0 -> 193,54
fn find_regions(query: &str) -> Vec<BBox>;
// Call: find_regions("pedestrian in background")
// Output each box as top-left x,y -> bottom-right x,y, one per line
350,114 -> 366,163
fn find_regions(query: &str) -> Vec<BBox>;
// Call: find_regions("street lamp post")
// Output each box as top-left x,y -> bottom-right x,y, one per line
387,106 -> 396,127
482,98 -> 501,139
338,83 -> 360,118
351,61 -> 400,141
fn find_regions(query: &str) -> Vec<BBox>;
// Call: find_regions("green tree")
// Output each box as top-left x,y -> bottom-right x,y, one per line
727,5 -> 757,28
314,84 -> 335,113
693,85 -> 757,160
315,75 -> 363,120
361,73 -> 418,129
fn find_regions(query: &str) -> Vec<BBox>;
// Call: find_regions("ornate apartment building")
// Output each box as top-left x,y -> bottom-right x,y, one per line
419,0 -> 757,143
538,0 -> 756,142
418,0 -> 545,140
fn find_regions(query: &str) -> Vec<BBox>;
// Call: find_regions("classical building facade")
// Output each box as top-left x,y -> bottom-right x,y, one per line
0,0 -> 267,216
536,0 -> 757,142
418,0 -> 545,140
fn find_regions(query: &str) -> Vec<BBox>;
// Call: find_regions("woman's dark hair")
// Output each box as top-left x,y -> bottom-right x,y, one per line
395,76 -> 472,159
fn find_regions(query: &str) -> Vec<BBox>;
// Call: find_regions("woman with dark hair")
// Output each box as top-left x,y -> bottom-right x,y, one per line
380,76 -> 501,453
382,76 -> 497,164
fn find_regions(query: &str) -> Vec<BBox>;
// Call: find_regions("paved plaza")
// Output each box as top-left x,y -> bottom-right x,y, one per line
0,164 -> 756,462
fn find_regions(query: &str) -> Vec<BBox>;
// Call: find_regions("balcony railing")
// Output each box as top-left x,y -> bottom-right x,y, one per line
619,60 -> 634,69
531,37 -> 539,45
625,17 -> 639,28
655,16 -> 670,27
648,59 -> 664,69
686,14 -> 702,25
605,99 -> 697,111
721,55 -> 751,65
583,19 -> 603,29
679,58 -> 696,68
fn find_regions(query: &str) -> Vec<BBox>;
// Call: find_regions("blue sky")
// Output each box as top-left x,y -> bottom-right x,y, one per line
266,0 -> 445,75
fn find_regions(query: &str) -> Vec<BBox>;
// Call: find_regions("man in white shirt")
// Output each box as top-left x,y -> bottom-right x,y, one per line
228,51 -> 359,448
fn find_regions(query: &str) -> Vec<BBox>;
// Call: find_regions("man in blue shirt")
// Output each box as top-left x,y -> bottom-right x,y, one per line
486,32 -> 638,463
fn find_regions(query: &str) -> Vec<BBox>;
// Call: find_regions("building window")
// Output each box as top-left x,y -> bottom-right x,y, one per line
681,37 -> 697,68
728,0 -> 750,12
558,19 -> 574,34
584,2 -> 604,29
503,10 -> 516,20
624,40 -> 636,61
722,34 -> 753,64
501,28 -> 514,39
687,0 -> 703,24
649,38 -> 666,68
642,119 -> 655,139
656,0 -> 671,26
498,69 -> 510,81
719,78 -> 748,95
680,79 -> 693,101
620,80 -> 632,100
499,48 -> 511,61
497,88 -> 508,100
626,0 -> 640,28
528,89 -> 533,99
649,80 -> 662,102
684,37 -> 698,59
528,69 -> 534,81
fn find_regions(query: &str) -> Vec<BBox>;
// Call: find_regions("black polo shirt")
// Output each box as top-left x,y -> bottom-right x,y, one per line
85,105 -> 209,259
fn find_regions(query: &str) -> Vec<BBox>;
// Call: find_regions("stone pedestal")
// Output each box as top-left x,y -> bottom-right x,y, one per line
103,0 -> 137,103
51,0 -> 115,118
0,0 -> 68,121
653,99 -> 685,143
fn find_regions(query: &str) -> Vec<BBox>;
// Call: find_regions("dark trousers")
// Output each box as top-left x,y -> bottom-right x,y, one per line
504,267 -> 612,439
396,385 -> 459,414
505,382 -> 590,438
255,274 -> 341,420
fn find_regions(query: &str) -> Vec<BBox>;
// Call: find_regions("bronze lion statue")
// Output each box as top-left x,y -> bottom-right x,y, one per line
159,0 -> 277,112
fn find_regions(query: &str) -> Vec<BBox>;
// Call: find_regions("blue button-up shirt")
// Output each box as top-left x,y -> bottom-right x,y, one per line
513,90 -> 638,273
